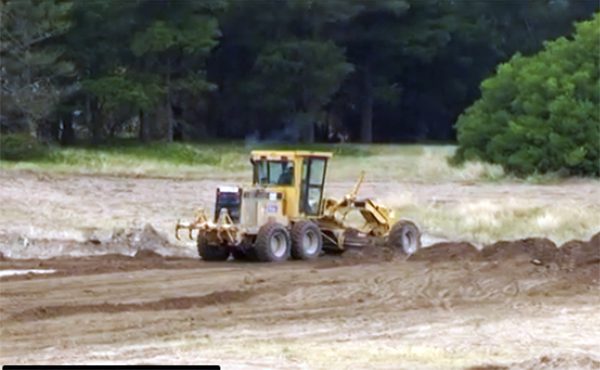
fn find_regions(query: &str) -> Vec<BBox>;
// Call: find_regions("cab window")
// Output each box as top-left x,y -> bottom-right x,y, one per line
254,160 -> 294,186
300,158 -> 327,215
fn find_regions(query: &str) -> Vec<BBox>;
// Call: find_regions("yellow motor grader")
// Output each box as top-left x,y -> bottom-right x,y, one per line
176,150 -> 421,262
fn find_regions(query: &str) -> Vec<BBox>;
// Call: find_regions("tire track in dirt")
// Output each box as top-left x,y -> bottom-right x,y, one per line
6,288 -> 261,322
1,233 -> 598,327
3,271 -> 366,324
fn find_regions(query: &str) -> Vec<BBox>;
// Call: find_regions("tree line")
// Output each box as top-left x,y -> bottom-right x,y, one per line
1,0 -> 597,145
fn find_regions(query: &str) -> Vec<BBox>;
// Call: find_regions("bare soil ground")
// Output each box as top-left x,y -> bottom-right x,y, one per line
1,170 -> 599,369
1,170 -> 599,254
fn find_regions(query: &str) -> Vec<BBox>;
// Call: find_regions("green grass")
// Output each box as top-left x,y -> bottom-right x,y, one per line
0,138 -> 589,184
1,137 -> 509,182
2,135 -> 594,184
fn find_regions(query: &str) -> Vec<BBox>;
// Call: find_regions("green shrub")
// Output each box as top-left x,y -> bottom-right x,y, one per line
0,133 -> 49,161
454,14 -> 600,177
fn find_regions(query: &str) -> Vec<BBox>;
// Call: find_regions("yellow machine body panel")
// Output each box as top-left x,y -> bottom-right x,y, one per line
240,189 -> 288,232
175,149 -> 415,256
249,150 -> 333,219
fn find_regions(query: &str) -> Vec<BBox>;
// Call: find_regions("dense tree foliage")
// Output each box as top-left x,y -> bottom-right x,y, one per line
455,14 -> 599,176
0,0 -> 597,145
0,0 -> 74,137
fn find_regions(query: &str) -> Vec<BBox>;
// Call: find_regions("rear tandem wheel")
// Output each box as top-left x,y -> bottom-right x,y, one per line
291,220 -> 323,260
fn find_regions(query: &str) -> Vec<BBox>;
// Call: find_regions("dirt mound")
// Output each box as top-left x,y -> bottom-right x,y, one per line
408,242 -> 479,262
591,231 -> 600,246
8,288 -> 260,322
0,224 -> 196,259
337,232 -> 599,268
342,245 -> 395,260
558,232 -> 600,267
410,233 -> 598,267
102,224 -> 189,257
2,229 -> 598,276
132,249 -> 166,259
481,238 -> 558,263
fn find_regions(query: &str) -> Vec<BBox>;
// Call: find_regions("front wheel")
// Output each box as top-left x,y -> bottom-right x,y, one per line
197,235 -> 230,261
387,220 -> 421,255
254,222 -> 291,262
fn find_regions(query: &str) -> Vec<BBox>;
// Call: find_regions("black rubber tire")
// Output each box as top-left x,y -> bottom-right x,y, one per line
254,222 -> 291,262
197,235 -> 230,261
231,245 -> 259,261
231,248 -> 247,261
291,221 -> 323,260
387,220 -> 422,255
243,247 -> 258,262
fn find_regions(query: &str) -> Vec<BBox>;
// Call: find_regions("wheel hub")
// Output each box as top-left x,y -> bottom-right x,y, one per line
270,232 -> 287,258
302,229 -> 319,255
402,230 -> 417,255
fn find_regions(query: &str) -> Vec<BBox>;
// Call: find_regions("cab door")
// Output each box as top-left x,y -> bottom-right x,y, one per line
300,157 -> 328,216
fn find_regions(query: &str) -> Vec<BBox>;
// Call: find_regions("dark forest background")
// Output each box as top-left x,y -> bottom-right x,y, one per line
1,0 -> 598,145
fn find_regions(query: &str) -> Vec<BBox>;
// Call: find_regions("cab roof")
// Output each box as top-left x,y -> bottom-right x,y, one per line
250,150 -> 333,161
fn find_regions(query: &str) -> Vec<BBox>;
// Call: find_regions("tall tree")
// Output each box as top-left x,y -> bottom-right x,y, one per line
336,0 -> 456,142
0,0 -> 74,138
64,0 -> 137,144
3,0 -> 597,146
253,40 -> 353,142
130,0 -> 221,141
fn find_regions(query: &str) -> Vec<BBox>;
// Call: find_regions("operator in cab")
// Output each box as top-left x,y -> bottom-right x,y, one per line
277,162 -> 294,185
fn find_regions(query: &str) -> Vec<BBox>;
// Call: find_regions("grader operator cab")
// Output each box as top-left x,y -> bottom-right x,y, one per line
176,150 -> 421,262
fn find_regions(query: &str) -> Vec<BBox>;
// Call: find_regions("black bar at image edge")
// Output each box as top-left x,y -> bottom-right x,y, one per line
3,367 -> 220,370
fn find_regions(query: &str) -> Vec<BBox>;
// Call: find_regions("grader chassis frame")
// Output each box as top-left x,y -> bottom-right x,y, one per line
175,150 -> 421,262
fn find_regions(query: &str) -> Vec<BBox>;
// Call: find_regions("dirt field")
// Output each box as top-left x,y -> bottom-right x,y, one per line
1,170 -> 599,253
1,170 -> 599,369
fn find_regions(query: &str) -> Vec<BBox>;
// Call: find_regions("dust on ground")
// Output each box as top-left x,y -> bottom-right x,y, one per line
1,170 -> 599,257
1,230 -> 598,368
0,170 -> 599,369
